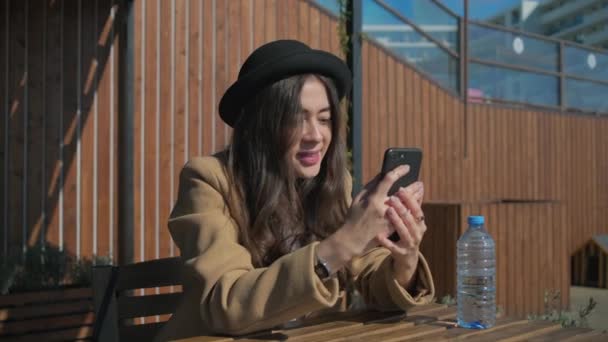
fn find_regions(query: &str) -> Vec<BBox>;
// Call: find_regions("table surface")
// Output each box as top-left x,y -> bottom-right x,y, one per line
172,303 -> 606,341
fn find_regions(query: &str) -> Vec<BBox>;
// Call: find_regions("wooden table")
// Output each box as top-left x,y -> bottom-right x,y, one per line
172,303 -> 605,341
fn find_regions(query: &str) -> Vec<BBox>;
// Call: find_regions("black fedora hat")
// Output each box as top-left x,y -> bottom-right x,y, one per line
218,40 -> 352,127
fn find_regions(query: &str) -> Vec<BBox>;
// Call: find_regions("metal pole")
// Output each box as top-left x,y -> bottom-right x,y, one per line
347,0 -> 363,194
118,0 -> 134,266
559,41 -> 565,112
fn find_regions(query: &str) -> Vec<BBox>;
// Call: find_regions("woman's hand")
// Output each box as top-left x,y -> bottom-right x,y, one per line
378,181 -> 426,288
316,165 -> 411,273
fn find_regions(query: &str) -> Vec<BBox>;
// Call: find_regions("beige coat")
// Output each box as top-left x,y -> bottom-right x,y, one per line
155,154 -> 435,341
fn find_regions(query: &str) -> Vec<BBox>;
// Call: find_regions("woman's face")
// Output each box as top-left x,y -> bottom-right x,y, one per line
288,76 -> 333,179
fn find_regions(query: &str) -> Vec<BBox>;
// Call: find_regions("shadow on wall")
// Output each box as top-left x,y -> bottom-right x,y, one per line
1,0 -> 124,260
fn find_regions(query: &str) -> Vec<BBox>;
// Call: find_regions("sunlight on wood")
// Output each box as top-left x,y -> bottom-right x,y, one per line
84,59 -> 98,95
98,6 -> 117,47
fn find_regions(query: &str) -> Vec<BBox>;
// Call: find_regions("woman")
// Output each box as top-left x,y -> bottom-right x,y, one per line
155,40 -> 435,341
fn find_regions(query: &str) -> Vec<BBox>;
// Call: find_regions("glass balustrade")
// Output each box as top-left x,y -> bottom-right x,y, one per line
314,0 -> 607,115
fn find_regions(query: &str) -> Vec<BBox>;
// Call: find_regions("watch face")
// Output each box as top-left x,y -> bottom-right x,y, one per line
314,261 -> 330,279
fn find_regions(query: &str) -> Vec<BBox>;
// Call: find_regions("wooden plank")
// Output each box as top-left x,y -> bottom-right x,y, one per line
170,334 -> 234,342
201,0 -> 213,155
264,0 -> 276,43
275,0 -> 287,40
278,320 -> 361,340
61,0 -> 80,257
531,202 -> 540,314
0,300 -> 92,321
25,0 -> 45,250
296,1 -> 309,44
119,321 -> 166,342
158,0 -> 173,259
79,0 -> 97,260
473,105 -> 483,200
442,317 -> 528,340
419,78 -> 430,186
132,0 -> 143,265
301,321 -> 416,342
0,311 -> 94,335
462,320 -> 561,342
116,257 -> 181,290
94,0 -> 114,260
188,0 -> 201,157
0,287 -> 91,307
361,41 -> 369,182
252,0 -> 265,49
0,0 -> 6,258
395,61 -> 404,148
308,0 -> 320,49
403,64 -> 413,148
435,81 -> 446,198
214,0 -> 226,151
527,327 -> 605,341
386,55 -> 395,155
174,0 -> 187,231
117,292 -> 181,319
8,0 -> 26,259
329,15 -> 340,58
345,324 -> 446,342
1,325 -> 93,341
224,0 -> 238,147
318,8 -> 330,52
285,0 -> 298,40
369,44 -> 380,176
142,0 -> 157,263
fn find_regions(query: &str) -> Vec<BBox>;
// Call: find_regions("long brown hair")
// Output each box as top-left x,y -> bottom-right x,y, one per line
226,74 -> 349,267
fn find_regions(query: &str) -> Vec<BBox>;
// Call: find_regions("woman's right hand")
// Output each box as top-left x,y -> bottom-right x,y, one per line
316,165 -> 411,273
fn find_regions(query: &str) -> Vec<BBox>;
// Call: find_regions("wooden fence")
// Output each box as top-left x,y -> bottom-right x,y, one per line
1,0 -> 607,317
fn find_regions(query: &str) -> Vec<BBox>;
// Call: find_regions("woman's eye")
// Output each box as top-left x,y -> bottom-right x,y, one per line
319,117 -> 332,125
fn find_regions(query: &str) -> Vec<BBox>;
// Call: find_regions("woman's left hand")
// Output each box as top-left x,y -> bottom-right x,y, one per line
377,181 -> 426,288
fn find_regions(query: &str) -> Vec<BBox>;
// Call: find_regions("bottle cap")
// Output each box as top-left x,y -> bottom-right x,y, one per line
468,215 -> 484,225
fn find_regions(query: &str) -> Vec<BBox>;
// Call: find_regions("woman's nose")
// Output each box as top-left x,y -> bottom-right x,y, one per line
302,120 -> 322,141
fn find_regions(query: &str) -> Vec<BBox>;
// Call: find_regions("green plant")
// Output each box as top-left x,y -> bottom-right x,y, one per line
439,294 -> 456,306
337,0 -> 351,58
70,254 -> 114,286
0,243 -> 113,294
1,244 -> 70,294
527,289 -> 597,328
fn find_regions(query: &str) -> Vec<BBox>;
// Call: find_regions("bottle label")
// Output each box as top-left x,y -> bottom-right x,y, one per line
460,275 -> 494,286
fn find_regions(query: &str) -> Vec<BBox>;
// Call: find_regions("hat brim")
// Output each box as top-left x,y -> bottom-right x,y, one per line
219,50 -> 351,127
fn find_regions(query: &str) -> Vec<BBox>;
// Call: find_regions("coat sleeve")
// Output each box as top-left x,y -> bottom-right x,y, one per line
168,157 -> 341,336
343,172 -> 436,310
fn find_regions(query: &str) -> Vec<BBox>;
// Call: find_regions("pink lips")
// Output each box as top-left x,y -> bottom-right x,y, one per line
297,151 -> 321,166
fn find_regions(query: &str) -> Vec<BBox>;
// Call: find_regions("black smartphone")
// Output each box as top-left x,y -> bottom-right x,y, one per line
381,147 -> 423,242
381,147 -> 422,197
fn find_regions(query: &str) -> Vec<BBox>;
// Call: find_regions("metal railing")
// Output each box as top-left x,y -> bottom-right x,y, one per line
316,0 -> 608,115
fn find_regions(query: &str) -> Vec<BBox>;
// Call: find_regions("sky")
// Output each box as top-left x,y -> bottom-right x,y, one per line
317,0 -> 523,22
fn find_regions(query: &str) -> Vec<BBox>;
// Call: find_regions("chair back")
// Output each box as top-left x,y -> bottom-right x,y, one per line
92,257 -> 183,341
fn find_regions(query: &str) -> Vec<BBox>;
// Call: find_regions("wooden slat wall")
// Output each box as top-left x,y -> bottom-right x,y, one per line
0,0 -> 120,261
361,39 -> 608,316
128,0 -> 341,265
0,0 -> 340,264
2,0 -> 607,319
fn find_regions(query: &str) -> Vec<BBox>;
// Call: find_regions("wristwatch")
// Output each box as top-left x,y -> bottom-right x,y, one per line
314,254 -> 332,281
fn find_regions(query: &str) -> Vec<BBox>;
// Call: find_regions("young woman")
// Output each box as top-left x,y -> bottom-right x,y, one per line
155,40 -> 435,341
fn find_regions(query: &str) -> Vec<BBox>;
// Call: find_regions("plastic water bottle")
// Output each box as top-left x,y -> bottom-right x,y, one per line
457,215 -> 496,329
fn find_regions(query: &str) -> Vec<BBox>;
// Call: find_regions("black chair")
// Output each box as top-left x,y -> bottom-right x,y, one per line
92,257 -> 183,341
